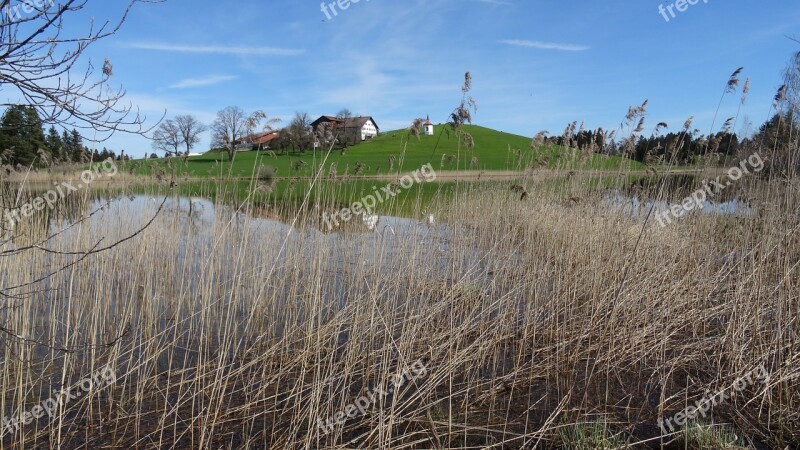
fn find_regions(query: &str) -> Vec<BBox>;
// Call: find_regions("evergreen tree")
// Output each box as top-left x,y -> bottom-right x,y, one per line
0,105 -> 46,166
751,112 -> 799,176
0,106 -> 26,165
70,129 -> 84,162
61,129 -> 72,161
45,126 -> 64,162
755,113 -> 797,148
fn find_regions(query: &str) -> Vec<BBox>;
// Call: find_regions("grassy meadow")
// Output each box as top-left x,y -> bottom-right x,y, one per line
131,125 -> 646,180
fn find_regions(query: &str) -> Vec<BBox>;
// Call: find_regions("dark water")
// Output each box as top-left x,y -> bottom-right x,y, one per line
602,174 -> 754,220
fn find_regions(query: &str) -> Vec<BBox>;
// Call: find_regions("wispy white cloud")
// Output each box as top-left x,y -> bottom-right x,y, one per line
498,39 -> 589,52
169,75 -> 238,89
126,42 -> 305,56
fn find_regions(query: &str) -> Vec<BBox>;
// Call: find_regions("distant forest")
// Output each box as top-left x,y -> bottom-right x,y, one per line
0,105 -> 129,170
550,112 -> 799,168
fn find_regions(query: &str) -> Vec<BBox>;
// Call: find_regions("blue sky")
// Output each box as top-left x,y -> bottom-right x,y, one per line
52,0 -> 800,157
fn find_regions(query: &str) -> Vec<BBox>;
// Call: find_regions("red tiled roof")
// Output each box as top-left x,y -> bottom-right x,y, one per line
249,131 -> 279,145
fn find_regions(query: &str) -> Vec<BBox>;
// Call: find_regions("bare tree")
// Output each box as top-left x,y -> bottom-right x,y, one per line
174,115 -> 207,155
289,111 -> 312,152
336,108 -> 353,120
152,119 -> 181,156
0,0 -> 161,140
211,106 -> 246,162
336,108 -> 353,147
315,122 -> 336,150
211,107 -> 267,162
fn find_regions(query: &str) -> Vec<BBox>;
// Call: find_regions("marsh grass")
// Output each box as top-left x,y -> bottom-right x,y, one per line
677,421 -> 754,450
0,164 -> 796,449
1,67 -> 799,449
557,419 -> 629,450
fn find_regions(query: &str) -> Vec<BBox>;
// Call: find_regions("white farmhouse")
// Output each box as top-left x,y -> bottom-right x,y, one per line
311,115 -> 380,143
352,117 -> 379,141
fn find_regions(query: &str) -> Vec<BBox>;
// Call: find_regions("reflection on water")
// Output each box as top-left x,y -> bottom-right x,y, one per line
601,189 -> 753,220
11,179 -> 751,367
5,194 -> 470,376
624,174 -> 748,200
596,174 -> 755,221
48,194 -> 459,283
53,195 -> 458,301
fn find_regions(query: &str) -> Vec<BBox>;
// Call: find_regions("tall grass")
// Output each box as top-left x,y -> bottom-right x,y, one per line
0,164 -> 797,449
1,63 -> 799,449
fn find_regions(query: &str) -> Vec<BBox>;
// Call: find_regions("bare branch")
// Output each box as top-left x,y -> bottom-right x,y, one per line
0,0 -> 164,139
152,119 -> 181,156
174,115 -> 207,154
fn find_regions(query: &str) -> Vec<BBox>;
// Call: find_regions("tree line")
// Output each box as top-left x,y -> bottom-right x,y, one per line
543,111 -> 797,174
547,126 -> 742,165
541,52 -> 800,175
153,107 -> 362,163
0,105 -> 129,169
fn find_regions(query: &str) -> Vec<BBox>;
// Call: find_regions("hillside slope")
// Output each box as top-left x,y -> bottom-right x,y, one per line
136,124 -> 641,178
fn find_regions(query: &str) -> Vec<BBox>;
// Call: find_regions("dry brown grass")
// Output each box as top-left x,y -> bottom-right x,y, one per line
0,169 -> 797,449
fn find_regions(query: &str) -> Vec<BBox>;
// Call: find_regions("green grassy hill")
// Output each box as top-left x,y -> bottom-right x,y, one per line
133,124 -> 642,178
